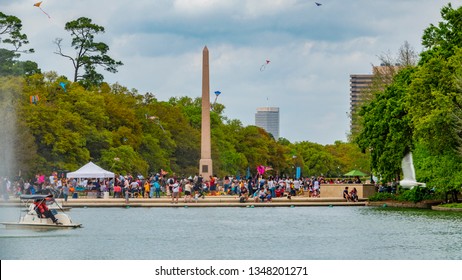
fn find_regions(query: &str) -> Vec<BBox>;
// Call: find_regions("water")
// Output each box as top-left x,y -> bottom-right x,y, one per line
1,206 -> 461,260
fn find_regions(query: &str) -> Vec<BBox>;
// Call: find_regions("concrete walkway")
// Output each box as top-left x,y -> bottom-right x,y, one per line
0,196 -> 367,208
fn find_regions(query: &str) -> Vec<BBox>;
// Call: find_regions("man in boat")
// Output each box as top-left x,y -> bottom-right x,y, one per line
34,197 -> 61,225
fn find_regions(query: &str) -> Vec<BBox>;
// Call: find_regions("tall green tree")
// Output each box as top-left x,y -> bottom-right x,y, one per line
0,12 -> 34,53
355,68 -> 415,182
421,3 -> 462,63
54,17 -> 123,87
407,49 -> 462,155
0,12 -> 39,76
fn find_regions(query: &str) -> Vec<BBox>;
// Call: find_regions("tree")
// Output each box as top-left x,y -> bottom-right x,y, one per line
54,17 -> 123,87
421,3 -> 462,63
0,12 -> 34,53
355,68 -> 416,182
0,48 -> 40,76
325,141 -> 370,177
0,12 -> 38,76
407,50 -> 462,155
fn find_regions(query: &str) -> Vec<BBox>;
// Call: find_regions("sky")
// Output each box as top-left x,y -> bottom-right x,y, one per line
2,0 -> 461,145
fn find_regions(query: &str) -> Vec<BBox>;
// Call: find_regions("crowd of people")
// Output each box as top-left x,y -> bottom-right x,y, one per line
1,172 -> 366,203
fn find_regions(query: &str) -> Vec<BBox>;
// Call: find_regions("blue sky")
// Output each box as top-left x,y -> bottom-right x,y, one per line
2,0 -> 461,144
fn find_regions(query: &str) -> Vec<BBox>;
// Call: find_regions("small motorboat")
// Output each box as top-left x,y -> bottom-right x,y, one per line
1,194 -> 82,229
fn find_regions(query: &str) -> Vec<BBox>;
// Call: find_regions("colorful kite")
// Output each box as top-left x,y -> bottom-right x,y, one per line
260,60 -> 271,71
30,95 -> 40,105
34,2 -> 51,18
59,82 -> 67,92
257,165 -> 272,175
211,90 -> 221,109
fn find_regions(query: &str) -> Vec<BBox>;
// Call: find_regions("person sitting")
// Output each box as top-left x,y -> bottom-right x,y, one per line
343,187 -> 351,201
258,188 -> 266,202
350,187 -> 359,202
34,198 -> 61,224
239,185 -> 249,202
253,190 -> 260,203
265,190 -> 272,203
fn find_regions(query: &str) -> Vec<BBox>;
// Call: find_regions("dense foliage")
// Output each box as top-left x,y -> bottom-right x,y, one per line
0,73 -> 369,178
355,3 -> 462,202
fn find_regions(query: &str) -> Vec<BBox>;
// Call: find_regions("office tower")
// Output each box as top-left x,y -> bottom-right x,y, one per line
255,107 -> 280,140
350,65 -> 401,134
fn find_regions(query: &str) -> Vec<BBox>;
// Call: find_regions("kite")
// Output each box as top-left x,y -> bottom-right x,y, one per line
145,114 -> 166,133
257,165 -> 273,175
211,90 -> 221,109
30,95 -> 40,105
34,2 -> 51,18
59,82 -> 67,92
260,60 -> 270,71
315,2 -> 322,6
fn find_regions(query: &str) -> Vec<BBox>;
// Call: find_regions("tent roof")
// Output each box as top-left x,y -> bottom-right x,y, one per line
343,169 -> 367,177
66,162 -> 114,179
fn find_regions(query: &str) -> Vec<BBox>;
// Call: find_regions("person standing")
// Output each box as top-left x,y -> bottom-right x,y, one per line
184,179 -> 193,203
268,176 -> 276,198
124,182 -> 130,204
171,180 -> 179,204
153,180 -> 161,198
149,178 -> 155,198
144,180 -> 150,198
313,178 -> 320,198
209,175 -> 216,196
223,176 -> 230,194
62,183 -> 69,202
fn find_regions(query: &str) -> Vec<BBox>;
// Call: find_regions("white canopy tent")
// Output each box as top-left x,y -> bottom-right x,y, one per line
66,162 -> 114,179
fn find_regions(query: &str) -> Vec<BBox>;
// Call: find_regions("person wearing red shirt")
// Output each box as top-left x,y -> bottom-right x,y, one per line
34,198 -> 61,224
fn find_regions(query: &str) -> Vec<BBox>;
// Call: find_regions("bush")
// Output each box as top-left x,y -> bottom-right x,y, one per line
397,187 -> 437,203
440,203 -> 462,208
368,187 -> 439,203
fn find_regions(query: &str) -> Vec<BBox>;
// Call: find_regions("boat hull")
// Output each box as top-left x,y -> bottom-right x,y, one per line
1,222 -> 82,229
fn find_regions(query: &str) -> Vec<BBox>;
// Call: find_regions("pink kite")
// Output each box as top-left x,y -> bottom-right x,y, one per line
260,60 -> 271,71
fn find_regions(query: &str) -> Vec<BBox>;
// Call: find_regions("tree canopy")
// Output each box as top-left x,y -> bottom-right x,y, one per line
355,3 -> 462,199
54,17 -> 123,88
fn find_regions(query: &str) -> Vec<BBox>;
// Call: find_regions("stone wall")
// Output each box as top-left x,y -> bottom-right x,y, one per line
320,184 -> 376,199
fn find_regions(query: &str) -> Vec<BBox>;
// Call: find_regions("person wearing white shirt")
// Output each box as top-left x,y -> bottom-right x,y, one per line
171,181 -> 180,204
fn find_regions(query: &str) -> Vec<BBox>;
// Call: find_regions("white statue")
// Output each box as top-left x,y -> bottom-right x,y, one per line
399,152 -> 426,189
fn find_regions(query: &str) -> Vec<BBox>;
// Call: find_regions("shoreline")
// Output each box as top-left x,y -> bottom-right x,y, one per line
2,196 -> 460,211
0,195 -> 367,208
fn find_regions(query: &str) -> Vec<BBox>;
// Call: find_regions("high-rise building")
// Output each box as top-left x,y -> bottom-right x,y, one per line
349,65 -> 401,134
349,74 -> 373,134
255,107 -> 280,140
